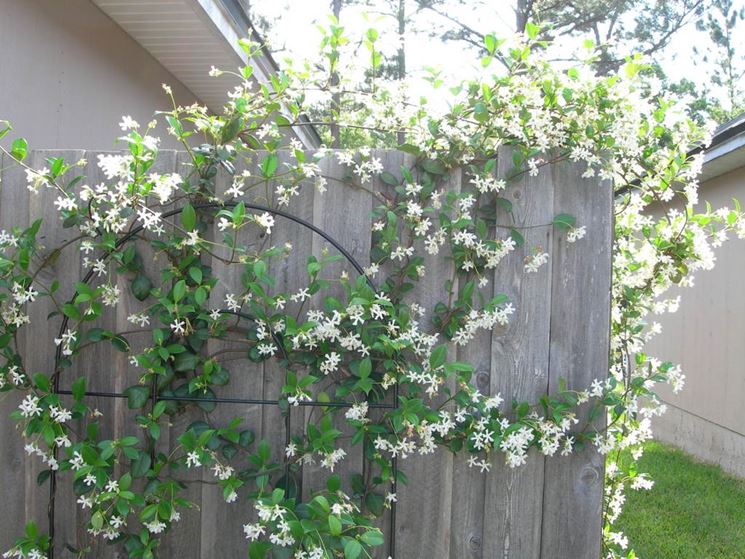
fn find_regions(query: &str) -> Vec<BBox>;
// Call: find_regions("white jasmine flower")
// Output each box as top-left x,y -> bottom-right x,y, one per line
255,212 -> 275,234
170,319 -> 186,335
524,252 -> 549,273
567,226 -> 586,243
119,115 -> 139,131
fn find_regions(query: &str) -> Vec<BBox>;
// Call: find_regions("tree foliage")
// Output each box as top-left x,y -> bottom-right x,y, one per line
693,0 -> 745,121
416,0 -> 708,73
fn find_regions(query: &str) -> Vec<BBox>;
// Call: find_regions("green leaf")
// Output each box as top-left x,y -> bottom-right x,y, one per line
221,116 -> 242,144
326,475 -> 341,493
360,530 -> 384,546
37,469 -> 52,486
257,440 -> 271,463
344,539 -> 363,559
484,33 -> 497,54
124,385 -> 151,409
86,328 -> 104,342
495,197 -> 513,213
25,522 -> 38,540
516,401 -> 530,418
174,351 -> 199,372
72,377 -> 86,401
420,159 -> 447,175
119,472 -> 132,491
188,267 -> 202,284
261,153 -> 278,178
526,21 -> 540,40
358,357 -> 372,379
239,429 -> 255,447
253,259 -> 267,278
62,303 -> 80,320
131,274 -> 152,301
153,400 -> 167,418
131,452 -> 151,478
181,203 -> 197,231
110,335 -> 129,352
444,362 -> 473,377
50,157 -> 65,177
173,280 -> 187,302
365,492 -> 384,516
553,213 -> 576,232
328,515 -> 342,536
196,388 -> 217,412
249,542 -> 271,559
509,228 -> 524,246
379,171 -> 399,186
33,373 -> 50,393
429,345 -> 447,370
11,137 -> 28,161
271,488 -> 286,505
398,143 -> 421,156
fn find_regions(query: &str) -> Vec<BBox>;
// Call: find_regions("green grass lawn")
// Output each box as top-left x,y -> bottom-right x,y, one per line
616,441 -> 745,558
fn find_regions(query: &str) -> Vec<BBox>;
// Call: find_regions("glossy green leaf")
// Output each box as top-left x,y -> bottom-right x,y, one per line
10,137 -> 27,160
124,385 -> 151,409
131,274 -> 152,301
181,203 -> 197,231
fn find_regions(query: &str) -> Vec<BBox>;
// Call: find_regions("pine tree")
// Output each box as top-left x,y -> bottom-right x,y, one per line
695,0 -> 745,121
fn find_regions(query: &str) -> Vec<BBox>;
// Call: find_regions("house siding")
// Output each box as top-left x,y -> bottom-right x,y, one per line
0,0 -> 197,150
648,167 -> 745,476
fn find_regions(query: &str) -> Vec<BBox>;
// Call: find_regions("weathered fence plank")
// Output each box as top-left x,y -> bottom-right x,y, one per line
0,149 -> 611,559
151,150 -> 202,559
0,150 -> 32,551
539,162 -> 612,559
302,150 -> 372,503
367,150 -> 410,557
22,150 -> 86,554
75,150 -> 118,557
395,156 -> 458,558
480,151 -> 556,558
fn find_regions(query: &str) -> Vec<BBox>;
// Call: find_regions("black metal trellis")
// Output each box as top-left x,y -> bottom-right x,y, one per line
48,202 -> 400,559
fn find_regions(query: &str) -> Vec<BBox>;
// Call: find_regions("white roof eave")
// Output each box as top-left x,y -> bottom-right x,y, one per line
92,0 -> 319,149
701,131 -> 745,182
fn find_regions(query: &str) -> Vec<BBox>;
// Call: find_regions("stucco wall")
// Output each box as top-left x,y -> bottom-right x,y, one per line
648,167 -> 745,476
0,0 -> 197,150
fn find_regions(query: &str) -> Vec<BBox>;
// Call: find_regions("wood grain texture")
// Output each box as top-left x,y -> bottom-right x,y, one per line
151,150 -> 205,559
0,149 -> 612,559
196,154 -> 275,559
23,150 -> 86,557
395,154 -> 456,559
300,150 -> 373,511
262,150 -> 312,504
539,161 -> 612,559
72,150 -> 118,558
480,150 -> 555,559
361,150 -> 407,559
0,151 -> 32,553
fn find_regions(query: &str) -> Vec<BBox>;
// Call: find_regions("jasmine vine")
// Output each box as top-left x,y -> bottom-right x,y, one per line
0,24 -> 741,559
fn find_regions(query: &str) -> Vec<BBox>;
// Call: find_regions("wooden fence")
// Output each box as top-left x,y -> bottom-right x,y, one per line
0,149 -> 612,558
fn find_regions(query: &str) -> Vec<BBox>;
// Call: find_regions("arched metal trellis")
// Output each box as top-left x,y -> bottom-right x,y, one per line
49,202 -> 400,558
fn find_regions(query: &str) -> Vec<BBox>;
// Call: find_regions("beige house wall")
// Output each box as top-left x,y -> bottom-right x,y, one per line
0,0 -> 197,150
648,167 -> 745,476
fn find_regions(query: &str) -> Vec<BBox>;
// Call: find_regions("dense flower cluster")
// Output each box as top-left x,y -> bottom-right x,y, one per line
0,25 -> 741,559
